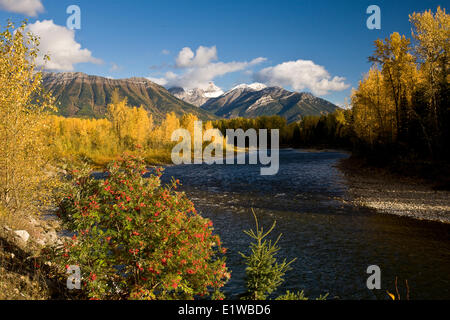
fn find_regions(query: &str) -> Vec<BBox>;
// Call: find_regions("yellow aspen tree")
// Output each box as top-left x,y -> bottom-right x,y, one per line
107,90 -> 129,147
135,106 -> 152,146
369,32 -> 417,139
410,7 -> 449,135
0,21 -> 56,215
162,112 -> 180,143
181,113 -> 199,149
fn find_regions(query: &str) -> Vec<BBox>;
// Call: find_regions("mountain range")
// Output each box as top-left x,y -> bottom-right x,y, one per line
172,83 -> 339,123
42,72 -> 339,123
42,72 -> 217,121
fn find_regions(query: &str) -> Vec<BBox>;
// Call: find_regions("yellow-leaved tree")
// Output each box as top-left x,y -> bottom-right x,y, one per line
410,7 -> 449,156
106,89 -> 153,149
368,32 -> 418,140
0,21 -> 56,215
351,68 -> 396,146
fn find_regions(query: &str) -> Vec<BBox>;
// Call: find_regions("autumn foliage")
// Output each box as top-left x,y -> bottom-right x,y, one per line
57,154 -> 229,300
0,21 -> 56,215
351,7 -> 449,160
45,97 -> 217,165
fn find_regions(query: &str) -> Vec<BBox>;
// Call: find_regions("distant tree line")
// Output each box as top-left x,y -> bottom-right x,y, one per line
212,110 -> 352,148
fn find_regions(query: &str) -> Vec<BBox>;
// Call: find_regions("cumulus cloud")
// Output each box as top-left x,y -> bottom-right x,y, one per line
150,46 -> 266,89
147,76 -> 168,87
0,0 -> 44,17
254,59 -> 349,96
25,20 -> 102,71
175,46 -> 218,68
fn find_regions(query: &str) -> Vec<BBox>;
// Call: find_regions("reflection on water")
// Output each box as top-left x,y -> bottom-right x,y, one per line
161,149 -> 450,300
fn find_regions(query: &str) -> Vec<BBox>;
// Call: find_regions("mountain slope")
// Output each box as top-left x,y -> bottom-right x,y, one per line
42,72 -> 217,121
201,86 -> 338,123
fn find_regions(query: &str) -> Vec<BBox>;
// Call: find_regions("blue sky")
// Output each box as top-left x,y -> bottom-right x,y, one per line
0,0 -> 446,105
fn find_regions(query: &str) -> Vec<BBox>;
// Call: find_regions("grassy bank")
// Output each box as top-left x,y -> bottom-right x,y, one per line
52,147 -> 174,168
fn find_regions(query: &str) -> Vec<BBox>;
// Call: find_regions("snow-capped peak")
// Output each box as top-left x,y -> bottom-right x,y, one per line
202,82 -> 224,98
228,83 -> 267,93
169,82 -> 224,106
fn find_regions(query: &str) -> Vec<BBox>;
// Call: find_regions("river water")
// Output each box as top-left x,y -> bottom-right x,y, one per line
161,149 -> 450,300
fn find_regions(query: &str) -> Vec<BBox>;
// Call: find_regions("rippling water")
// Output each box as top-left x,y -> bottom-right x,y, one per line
161,149 -> 450,300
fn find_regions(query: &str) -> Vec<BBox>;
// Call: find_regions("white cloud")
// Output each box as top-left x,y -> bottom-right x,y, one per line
147,76 -> 168,86
150,46 -> 266,90
0,0 -> 43,16
176,46 -> 218,68
25,20 -> 102,71
254,59 -> 349,96
161,49 -> 170,55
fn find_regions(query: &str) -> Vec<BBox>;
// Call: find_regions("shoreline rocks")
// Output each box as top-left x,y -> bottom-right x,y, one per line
337,158 -> 450,224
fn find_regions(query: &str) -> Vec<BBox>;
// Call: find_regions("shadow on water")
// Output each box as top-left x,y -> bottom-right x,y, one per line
160,149 -> 450,300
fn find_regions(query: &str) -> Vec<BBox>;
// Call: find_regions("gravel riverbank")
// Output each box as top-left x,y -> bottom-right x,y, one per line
337,158 -> 450,224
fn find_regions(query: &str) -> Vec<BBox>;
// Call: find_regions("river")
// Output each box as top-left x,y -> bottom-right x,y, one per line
161,149 -> 450,300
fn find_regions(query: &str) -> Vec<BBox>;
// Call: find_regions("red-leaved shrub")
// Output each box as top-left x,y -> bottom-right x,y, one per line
58,154 -> 229,300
